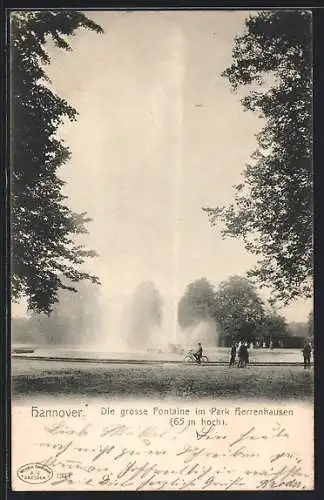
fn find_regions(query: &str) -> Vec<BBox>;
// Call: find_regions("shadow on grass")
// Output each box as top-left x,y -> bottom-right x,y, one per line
12,362 -> 314,401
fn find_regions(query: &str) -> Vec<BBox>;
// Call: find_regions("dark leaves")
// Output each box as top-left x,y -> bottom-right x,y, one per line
178,278 -> 217,328
11,11 -> 103,314
214,276 -> 266,340
204,11 -> 312,305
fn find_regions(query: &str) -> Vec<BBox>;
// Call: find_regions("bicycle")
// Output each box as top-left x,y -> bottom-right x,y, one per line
184,350 -> 209,364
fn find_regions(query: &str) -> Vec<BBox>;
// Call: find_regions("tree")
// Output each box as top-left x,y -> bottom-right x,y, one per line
214,275 -> 265,342
178,277 -> 217,328
11,11 -> 103,314
127,281 -> 163,349
203,11 -> 312,305
287,321 -> 308,338
307,310 -> 313,337
256,313 -> 288,347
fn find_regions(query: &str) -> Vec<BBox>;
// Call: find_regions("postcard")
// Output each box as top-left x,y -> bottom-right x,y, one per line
10,9 -> 314,491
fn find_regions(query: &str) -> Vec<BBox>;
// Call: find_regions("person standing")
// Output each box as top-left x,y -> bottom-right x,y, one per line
302,342 -> 312,369
244,342 -> 249,366
237,342 -> 244,367
229,343 -> 237,367
238,342 -> 249,367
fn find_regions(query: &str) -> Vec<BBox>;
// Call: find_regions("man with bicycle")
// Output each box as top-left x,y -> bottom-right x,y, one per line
193,342 -> 203,364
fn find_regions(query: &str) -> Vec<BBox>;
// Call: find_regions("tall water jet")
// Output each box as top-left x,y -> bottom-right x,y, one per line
150,27 -> 185,345
170,30 -> 185,346
95,27 -> 186,354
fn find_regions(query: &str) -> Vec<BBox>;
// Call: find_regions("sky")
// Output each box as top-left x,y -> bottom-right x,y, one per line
12,10 -> 312,322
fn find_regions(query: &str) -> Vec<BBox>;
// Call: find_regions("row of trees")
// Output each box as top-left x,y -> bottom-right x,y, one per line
178,276 -> 312,347
12,275 -> 312,349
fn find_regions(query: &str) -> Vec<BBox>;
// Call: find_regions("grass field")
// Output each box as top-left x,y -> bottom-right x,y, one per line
12,358 -> 314,401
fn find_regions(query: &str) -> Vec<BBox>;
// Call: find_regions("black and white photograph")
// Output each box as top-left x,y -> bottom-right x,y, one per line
10,9 -> 314,491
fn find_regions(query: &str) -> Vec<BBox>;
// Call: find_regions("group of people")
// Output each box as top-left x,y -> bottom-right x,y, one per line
192,341 -> 250,367
229,342 -> 249,368
191,340 -> 313,369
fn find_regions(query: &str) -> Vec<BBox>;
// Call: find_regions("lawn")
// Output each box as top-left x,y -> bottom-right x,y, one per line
12,358 -> 314,401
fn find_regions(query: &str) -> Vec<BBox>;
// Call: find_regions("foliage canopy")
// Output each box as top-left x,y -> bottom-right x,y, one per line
203,11 -> 312,305
11,11 -> 103,313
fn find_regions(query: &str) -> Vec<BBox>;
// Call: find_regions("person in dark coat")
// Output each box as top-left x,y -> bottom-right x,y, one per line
243,343 -> 249,366
229,343 -> 237,367
302,342 -> 312,369
193,342 -> 203,364
238,342 -> 249,367
237,343 -> 244,367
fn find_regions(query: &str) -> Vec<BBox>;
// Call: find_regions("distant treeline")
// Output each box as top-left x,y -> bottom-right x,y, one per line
12,276 -> 313,349
177,276 -> 312,348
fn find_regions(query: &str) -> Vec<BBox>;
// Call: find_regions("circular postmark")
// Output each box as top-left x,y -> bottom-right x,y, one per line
17,463 -> 53,484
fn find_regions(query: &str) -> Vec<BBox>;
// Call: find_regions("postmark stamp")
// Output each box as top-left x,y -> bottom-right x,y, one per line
17,463 -> 53,484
